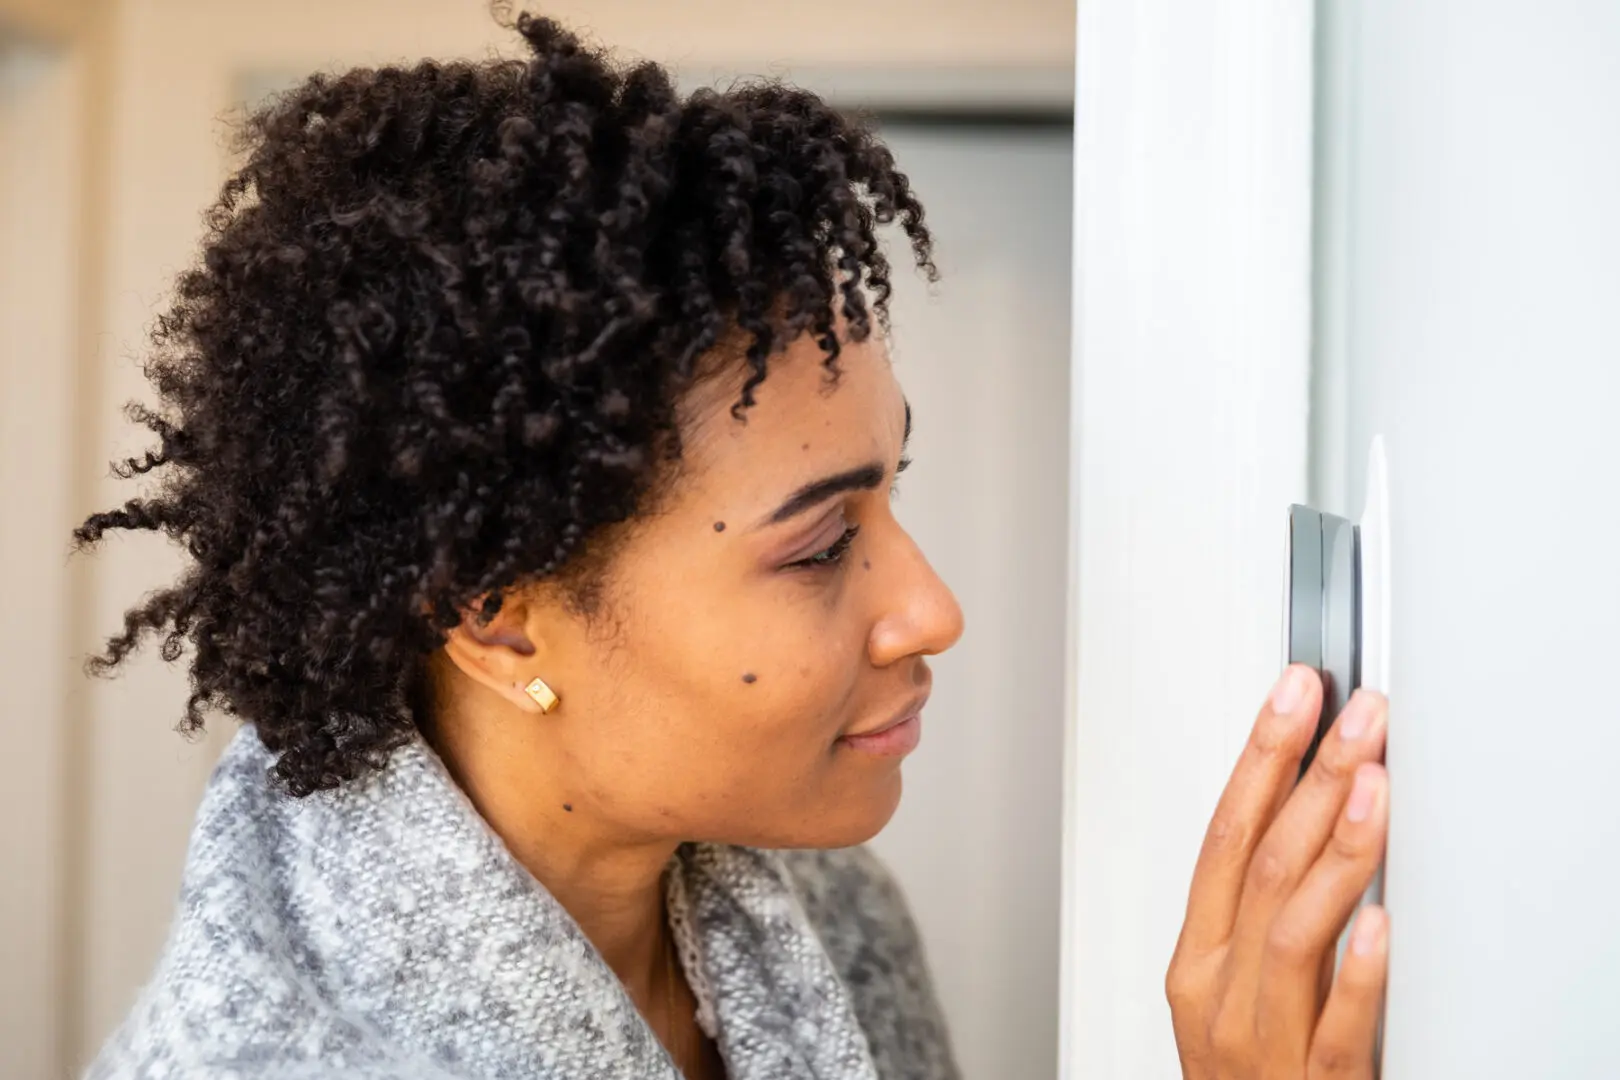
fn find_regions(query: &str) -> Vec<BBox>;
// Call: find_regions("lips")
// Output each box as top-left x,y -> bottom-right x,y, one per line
839,714 -> 923,757
842,689 -> 933,757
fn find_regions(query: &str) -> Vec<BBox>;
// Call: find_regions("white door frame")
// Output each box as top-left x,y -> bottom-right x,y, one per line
1061,3 -> 1317,1076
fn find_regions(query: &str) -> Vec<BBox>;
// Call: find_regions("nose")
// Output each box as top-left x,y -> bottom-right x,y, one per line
867,526 -> 966,667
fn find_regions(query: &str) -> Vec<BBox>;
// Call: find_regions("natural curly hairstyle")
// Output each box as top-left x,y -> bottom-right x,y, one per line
72,11 -> 935,797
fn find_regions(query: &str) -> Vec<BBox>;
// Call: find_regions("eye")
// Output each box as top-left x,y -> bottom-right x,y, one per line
788,524 -> 861,570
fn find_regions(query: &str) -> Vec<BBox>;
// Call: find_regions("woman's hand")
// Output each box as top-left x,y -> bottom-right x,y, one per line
1166,665 -> 1390,1079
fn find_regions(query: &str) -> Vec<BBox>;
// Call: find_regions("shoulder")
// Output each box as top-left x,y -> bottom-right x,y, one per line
778,846 -> 962,1080
84,727 -> 428,1079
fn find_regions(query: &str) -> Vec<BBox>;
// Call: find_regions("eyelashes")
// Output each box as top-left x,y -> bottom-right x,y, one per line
892,455 -> 911,496
791,524 -> 861,570
787,456 -> 911,572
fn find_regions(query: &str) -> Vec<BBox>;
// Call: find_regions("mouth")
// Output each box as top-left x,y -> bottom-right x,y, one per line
838,689 -> 930,757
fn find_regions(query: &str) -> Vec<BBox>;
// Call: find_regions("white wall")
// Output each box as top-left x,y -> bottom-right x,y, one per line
1319,3 -> 1620,1076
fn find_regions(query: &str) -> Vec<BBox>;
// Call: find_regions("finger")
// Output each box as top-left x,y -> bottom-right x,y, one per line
1315,946 -> 1335,1012
1256,763 -> 1389,1047
1272,691 -> 1389,872
1224,692 -> 1387,981
1177,665 -> 1320,951
1308,905 -> 1389,1079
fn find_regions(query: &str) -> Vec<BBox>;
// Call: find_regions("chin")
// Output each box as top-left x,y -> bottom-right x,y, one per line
703,766 -> 906,850
799,767 -> 906,850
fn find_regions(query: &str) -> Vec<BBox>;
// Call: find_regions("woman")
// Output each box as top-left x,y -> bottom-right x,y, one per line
77,12 -> 1389,1080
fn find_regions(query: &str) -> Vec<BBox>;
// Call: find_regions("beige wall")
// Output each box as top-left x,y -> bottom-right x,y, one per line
0,2 -> 1074,1076
181,0 -> 1073,75
0,0 -> 93,42
0,36 -> 82,1080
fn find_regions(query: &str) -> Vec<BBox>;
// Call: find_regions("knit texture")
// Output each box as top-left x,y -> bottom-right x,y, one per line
85,725 -> 961,1080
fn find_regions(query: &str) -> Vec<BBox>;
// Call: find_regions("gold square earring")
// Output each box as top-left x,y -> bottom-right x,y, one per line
523,676 -> 560,714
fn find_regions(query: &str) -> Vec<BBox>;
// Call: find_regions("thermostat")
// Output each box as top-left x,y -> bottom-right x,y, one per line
1283,436 -> 1391,777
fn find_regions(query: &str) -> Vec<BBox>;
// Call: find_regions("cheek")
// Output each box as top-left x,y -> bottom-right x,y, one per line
602,600 -> 865,788
734,654 -> 851,747
642,565 -> 861,719
566,558 -> 893,842
683,616 -> 860,755
562,625 -> 901,846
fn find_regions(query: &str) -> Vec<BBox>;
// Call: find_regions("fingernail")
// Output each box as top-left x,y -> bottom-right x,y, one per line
1347,767 -> 1379,823
1351,908 -> 1386,956
1271,666 -> 1307,715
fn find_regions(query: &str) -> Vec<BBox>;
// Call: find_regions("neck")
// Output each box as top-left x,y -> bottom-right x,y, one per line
418,674 -> 680,1003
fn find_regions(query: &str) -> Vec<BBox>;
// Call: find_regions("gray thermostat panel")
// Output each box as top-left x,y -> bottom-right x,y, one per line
1284,504 -> 1361,779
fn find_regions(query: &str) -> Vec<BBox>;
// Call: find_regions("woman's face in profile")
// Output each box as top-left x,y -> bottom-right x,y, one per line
436,327 -> 965,850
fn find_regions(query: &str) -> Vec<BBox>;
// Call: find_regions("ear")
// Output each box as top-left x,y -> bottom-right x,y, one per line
441,591 -> 555,714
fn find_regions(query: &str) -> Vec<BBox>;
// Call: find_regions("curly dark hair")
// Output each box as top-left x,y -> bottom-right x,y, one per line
72,11 -> 934,796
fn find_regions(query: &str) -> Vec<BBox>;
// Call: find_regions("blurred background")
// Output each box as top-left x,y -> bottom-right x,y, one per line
0,1 -> 1075,1078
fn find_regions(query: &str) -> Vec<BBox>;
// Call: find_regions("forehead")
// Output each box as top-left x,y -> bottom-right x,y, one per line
679,330 -> 903,478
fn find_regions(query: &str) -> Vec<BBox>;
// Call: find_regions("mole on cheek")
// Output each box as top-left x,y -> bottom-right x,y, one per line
562,803 -> 573,812
713,521 -> 726,532
863,559 -> 871,571
742,672 -> 758,684
802,442 -> 810,451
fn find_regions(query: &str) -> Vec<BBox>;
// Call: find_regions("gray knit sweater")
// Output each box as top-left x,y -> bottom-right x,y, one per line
85,725 -> 961,1080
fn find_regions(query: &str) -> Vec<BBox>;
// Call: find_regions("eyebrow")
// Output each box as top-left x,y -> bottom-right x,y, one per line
755,399 -> 912,530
